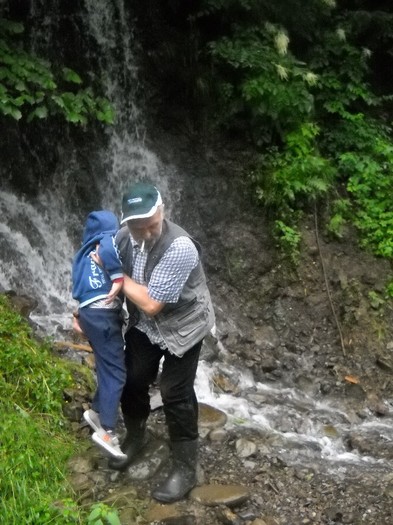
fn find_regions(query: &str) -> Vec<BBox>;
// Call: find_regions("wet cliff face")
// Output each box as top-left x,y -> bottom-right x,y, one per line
145,121 -> 393,407
0,0 -> 139,202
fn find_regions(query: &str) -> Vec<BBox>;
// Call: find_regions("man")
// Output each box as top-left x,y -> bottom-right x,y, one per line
109,181 -> 215,503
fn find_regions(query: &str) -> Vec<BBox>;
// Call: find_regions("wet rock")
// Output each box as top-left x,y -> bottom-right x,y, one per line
201,333 -> 220,362
62,400 -> 84,422
199,403 -> 228,430
259,355 -> 280,374
215,506 -> 242,525
213,373 -> 239,394
145,503 -> 195,524
208,428 -> 227,442
190,484 -> 249,507
343,382 -> 367,402
256,518 -> 279,525
237,507 -> 257,521
103,486 -> 138,505
119,504 -> 150,524
155,517 -> 197,525
367,393 -> 390,416
63,386 -> 91,404
253,325 -> 280,351
83,353 -> 96,369
235,438 -> 257,458
376,354 -> 393,374
323,425 -> 339,438
125,438 -> 170,480
5,291 -> 38,318
68,472 -> 90,494
67,454 -> 97,474
325,506 -> 348,523
348,431 -> 393,459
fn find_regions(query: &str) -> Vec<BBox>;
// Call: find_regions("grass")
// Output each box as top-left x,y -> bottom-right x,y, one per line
0,294 -> 87,524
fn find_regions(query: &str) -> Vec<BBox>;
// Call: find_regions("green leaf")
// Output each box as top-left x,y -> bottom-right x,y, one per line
88,507 -> 102,521
107,512 -> 121,525
34,105 -> 48,118
62,67 -> 82,84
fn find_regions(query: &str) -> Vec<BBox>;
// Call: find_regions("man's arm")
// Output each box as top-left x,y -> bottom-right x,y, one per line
123,275 -> 165,316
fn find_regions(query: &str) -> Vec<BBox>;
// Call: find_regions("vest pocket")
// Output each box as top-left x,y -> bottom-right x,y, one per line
158,301 -> 208,350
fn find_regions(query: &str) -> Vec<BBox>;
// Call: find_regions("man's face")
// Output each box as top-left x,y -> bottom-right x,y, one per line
126,206 -> 164,249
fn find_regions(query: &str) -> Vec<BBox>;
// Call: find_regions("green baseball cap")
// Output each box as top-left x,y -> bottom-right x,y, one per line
121,182 -> 162,224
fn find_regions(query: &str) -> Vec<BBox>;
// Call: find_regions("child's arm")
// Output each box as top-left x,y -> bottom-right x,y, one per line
105,277 -> 124,304
90,235 -> 124,305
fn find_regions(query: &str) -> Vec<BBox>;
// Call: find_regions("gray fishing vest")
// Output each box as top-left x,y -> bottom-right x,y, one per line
116,219 -> 215,357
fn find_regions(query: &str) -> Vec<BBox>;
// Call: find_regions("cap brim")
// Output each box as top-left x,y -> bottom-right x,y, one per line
120,194 -> 162,224
120,205 -> 158,224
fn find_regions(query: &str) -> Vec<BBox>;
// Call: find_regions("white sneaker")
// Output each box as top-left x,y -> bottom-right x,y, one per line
83,409 -> 102,433
92,429 -> 127,459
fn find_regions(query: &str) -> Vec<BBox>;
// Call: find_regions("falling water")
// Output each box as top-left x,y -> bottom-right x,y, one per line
0,0 -> 171,335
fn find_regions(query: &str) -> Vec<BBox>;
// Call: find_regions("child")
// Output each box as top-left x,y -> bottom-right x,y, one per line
72,210 -> 126,459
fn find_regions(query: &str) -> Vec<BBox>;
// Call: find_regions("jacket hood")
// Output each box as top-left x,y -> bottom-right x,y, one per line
82,210 -> 119,244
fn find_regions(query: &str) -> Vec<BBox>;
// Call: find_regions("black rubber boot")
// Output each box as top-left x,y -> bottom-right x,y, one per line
151,439 -> 198,503
108,416 -> 146,471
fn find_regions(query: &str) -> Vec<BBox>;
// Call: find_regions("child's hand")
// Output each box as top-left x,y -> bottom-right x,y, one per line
72,314 -> 84,335
105,279 -> 123,304
89,244 -> 102,266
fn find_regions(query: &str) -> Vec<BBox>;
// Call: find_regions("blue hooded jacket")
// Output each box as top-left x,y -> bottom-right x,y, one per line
72,210 -> 123,308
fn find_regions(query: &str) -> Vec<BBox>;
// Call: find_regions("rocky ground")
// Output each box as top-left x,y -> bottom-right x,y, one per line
58,131 -> 393,525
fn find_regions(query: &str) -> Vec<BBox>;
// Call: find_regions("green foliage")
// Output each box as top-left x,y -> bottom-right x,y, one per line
190,1 -> 393,265
368,290 -> 385,310
0,295 -> 131,524
332,120 -> 393,259
0,407 -> 80,524
326,198 -> 352,239
0,18 -> 114,124
88,503 -> 121,525
386,281 -> 393,299
209,24 -> 317,143
0,297 -> 73,418
0,295 -> 79,523
252,123 -> 335,212
274,220 -> 301,264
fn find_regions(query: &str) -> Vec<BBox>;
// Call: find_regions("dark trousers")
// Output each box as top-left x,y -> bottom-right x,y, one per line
121,327 -> 202,441
79,307 -> 126,430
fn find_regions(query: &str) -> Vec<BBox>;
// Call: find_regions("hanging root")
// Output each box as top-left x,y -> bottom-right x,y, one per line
314,203 -> 346,356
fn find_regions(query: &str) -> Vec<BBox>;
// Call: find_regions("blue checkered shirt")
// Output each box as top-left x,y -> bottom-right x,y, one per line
131,235 -> 199,348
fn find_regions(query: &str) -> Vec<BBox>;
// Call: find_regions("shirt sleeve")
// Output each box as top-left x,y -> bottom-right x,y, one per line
148,236 -> 199,303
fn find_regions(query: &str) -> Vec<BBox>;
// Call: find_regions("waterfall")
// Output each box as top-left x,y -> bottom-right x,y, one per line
0,1 -> 172,336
